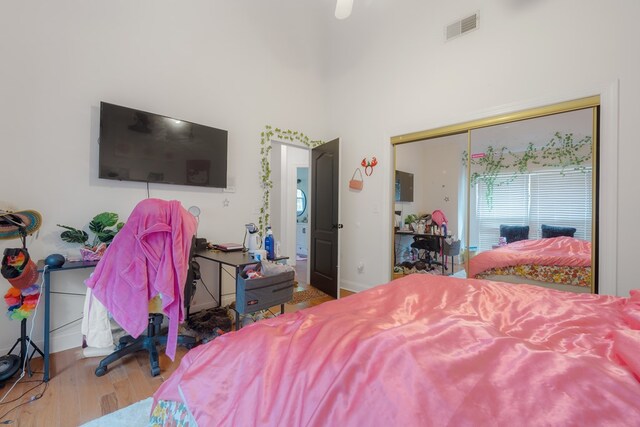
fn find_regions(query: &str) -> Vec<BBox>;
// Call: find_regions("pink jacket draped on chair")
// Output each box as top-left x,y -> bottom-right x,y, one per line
85,198 -> 197,360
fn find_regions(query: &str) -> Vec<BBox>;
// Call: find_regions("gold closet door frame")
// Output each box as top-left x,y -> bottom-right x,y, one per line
390,96 -> 599,293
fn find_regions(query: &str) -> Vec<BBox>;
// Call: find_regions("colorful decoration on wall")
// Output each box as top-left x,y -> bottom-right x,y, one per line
361,157 -> 378,176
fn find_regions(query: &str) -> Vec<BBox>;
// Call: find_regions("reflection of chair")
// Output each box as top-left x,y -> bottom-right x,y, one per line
411,235 -> 441,270
87,199 -> 199,377
442,239 -> 461,274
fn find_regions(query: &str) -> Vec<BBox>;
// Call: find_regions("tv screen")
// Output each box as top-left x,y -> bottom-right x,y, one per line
99,102 -> 228,188
395,170 -> 414,202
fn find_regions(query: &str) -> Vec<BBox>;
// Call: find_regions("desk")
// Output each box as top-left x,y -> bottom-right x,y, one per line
194,250 -> 290,329
37,259 -> 98,382
394,230 -> 451,275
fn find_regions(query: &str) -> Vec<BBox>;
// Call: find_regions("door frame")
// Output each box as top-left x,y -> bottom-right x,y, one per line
270,139 -> 312,284
262,129 -> 341,297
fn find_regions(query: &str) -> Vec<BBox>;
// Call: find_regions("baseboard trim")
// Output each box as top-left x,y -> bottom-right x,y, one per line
340,279 -> 372,294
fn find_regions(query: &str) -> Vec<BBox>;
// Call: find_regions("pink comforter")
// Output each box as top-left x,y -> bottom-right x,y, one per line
153,275 -> 640,426
468,236 -> 591,278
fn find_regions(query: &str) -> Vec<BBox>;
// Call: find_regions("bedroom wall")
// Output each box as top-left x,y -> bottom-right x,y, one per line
328,0 -> 640,296
0,1 -> 331,353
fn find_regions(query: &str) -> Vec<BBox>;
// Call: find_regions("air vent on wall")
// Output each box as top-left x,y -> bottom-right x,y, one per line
445,12 -> 479,41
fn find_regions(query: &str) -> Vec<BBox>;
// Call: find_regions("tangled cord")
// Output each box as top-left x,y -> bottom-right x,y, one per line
0,379 -> 48,423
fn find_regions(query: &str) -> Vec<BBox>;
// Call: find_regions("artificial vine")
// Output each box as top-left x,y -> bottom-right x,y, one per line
463,132 -> 592,208
258,125 -> 325,238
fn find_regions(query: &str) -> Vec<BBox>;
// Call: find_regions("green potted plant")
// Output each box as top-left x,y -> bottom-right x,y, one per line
404,213 -> 419,231
57,212 -> 125,260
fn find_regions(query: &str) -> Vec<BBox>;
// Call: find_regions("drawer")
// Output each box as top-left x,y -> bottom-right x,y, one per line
236,270 -> 295,314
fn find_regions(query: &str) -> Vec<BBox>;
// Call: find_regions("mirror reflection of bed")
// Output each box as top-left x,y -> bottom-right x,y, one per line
392,98 -> 598,294
467,108 -> 594,293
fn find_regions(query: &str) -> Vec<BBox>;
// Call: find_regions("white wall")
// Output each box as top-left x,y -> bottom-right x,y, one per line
328,0 -> 639,296
0,1 -> 331,353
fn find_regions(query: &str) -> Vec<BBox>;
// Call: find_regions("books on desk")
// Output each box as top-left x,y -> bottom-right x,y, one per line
212,243 -> 244,252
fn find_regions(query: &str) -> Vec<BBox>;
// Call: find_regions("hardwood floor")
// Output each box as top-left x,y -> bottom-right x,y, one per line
1,286 -> 354,426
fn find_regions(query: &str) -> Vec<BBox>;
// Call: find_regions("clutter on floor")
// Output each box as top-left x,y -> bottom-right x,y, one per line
184,306 -> 233,343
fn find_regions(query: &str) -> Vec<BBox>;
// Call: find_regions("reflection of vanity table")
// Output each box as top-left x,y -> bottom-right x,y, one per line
394,229 -> 451,275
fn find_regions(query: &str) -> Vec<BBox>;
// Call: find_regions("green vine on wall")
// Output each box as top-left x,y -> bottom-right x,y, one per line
463,132 -> 592,208
259,125 -> 325,238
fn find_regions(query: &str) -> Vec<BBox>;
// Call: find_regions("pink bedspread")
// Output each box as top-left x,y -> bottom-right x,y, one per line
468,236 -> 591,278
153,275 -> 640,426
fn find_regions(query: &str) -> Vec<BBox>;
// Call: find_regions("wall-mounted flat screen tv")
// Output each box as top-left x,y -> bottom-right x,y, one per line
395,170 -> 414,202
99,102 -> 228,188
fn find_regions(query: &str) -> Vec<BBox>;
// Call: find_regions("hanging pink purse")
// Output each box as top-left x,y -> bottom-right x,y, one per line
349,168 -> 364,191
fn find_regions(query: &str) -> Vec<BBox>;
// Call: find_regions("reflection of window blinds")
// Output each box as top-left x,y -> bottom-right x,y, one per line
476,174 -> 529,252
529,169 -> 592,240
475,168 -> 592,252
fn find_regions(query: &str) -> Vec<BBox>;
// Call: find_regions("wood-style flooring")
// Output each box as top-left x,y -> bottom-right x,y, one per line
1,283 -> 353,426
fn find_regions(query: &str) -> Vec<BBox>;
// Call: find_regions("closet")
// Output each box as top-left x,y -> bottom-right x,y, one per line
391,96 -> 599,293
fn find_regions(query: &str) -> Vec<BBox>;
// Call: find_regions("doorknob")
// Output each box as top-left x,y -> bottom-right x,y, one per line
332,224 -> 344,229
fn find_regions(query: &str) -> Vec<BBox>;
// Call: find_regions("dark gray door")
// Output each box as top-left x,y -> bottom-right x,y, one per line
310,138 -> 340,298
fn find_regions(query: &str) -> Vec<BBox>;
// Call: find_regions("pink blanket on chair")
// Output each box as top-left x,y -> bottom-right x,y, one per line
468,236 -> 591,278
152,274 -> 640,426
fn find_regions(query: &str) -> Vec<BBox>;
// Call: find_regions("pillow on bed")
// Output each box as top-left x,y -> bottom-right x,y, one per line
541,224 -> 576,238
499,225 -> 529,243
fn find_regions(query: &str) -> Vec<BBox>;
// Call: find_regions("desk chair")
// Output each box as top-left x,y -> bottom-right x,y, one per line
410,235 -> 442,271
95,240 -> 197,377
89,198 -> 199,378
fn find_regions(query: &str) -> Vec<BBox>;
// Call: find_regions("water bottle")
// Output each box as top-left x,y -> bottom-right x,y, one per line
264,227 -> 275,260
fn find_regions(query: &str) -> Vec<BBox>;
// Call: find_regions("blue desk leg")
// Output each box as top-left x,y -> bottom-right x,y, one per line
43,269 -> 50,382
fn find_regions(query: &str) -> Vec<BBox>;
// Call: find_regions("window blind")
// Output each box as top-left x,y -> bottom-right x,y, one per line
474,167 -> 592,252
476,174 -> 529,252
529,168 -> 592,240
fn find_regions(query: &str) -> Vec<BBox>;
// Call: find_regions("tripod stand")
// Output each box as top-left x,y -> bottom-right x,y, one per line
0,213 -> 44,386
0,296 -> 44,387
8,305 -> 45,375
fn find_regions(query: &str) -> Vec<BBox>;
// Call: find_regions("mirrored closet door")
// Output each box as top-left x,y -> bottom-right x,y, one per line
391,97 -> 599,293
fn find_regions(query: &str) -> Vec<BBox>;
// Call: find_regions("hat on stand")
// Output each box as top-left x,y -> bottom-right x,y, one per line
1,248 -> 38,290
0,207 -> 42,290
0,209 -> 42,240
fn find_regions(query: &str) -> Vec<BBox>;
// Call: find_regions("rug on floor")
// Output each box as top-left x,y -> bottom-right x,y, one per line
288,286 -> 330,304
81,397 -> 152,427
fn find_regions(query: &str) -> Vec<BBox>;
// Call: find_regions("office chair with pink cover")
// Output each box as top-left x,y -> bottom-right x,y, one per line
85,198 -> 198,376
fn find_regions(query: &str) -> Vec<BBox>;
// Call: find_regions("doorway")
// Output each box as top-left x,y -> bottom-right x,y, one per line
269,137 -> 341,299
296,167 -> 309,284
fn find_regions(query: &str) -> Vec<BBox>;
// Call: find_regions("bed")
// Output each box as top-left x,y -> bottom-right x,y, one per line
468,236 -> 592,293
150,274 -> 640,426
